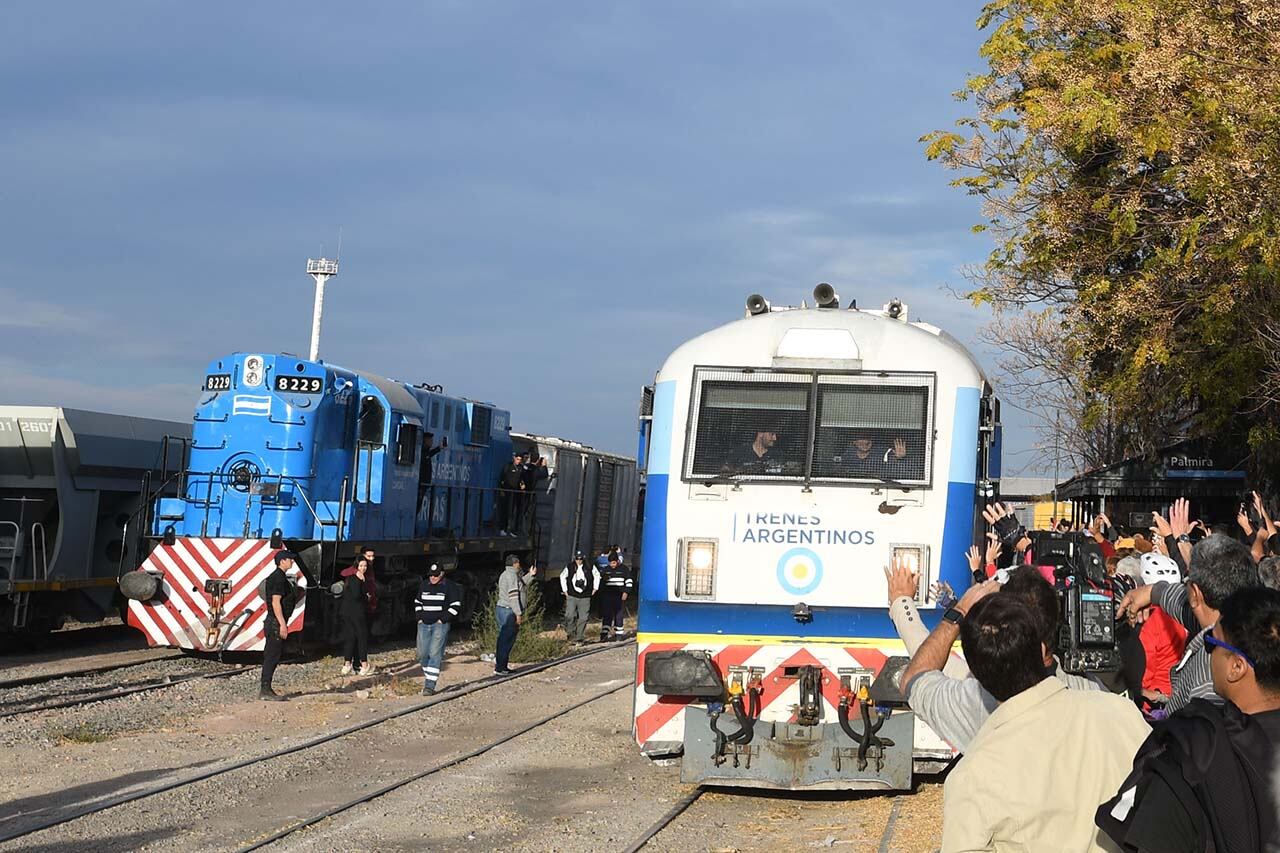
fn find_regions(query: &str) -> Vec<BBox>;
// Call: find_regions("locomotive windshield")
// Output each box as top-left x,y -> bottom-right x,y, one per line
683,367 -> 934,486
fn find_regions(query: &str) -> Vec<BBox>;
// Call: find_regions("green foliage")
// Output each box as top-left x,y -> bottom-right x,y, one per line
472,582 -> 569,664
924,0 -> 1280,474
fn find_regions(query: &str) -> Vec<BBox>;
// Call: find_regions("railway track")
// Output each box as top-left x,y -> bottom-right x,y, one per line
0,653 -> 185,691
237,679 -> 634,851
0,640 -> 630,846
622,789 -> 908,852
0,664 -> 250,720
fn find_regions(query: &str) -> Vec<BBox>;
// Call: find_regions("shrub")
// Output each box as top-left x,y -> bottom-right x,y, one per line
472,582 -> 568,663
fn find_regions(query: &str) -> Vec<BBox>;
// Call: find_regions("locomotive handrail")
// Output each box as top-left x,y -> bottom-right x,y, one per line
30,523 -> 48,581
1,521 -> 19,595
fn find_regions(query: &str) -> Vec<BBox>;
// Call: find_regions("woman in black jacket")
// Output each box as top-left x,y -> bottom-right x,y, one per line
339,557 -> 373,676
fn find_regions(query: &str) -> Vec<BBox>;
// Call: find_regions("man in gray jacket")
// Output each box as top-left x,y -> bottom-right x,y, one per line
495,554 -> 537,674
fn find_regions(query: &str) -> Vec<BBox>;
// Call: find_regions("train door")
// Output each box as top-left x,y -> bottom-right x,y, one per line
353,393 -> 387,538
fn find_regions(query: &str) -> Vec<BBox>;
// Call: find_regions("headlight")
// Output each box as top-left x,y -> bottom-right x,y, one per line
678,538 -> 718,599
891,543 -> 932,605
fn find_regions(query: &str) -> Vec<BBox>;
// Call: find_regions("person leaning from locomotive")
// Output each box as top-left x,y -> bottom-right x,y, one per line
560,550 -> 599,644
417,432 -> 447,515
259,550 -> 300,702
415,564 -> 463,694
496,451 -> 525,535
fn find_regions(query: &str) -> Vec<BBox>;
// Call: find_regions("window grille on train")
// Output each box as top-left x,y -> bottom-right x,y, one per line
469,406 -> 492,446
683,368 -> 812,482
682,367 -> 935,486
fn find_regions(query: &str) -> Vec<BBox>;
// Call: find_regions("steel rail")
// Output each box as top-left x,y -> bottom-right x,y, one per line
237,680 -> 634,851
0,666 -> 250,719
0,653 -> 185,691
0,640 -> 630,845
621,786 -> 706,853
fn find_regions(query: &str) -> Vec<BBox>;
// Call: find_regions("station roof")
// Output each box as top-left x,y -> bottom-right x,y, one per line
1055,436 -> 1249,500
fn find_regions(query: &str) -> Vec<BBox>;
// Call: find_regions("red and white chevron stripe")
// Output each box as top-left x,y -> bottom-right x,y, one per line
634,639 -> 957,758
126,538 -> 306,652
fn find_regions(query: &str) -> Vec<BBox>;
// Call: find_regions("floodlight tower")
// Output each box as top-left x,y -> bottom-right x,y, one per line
305,257 -> 339,362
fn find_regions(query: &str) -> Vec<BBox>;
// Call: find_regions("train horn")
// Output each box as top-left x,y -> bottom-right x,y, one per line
813,283 -> 840,309
746,294 -> 771,316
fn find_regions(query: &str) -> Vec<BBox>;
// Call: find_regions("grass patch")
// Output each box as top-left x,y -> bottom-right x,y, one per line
57,723 -> 113,745
472,583 -> 569,663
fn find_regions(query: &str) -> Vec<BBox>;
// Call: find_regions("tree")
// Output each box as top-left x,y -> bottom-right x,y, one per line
923,0 -> 1280,475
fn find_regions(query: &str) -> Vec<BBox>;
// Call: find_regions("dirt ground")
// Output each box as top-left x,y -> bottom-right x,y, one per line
0,632 -> 944,852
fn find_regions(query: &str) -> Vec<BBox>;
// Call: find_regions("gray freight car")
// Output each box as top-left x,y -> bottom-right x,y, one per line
513,433 -> 639,573
0,406 -> 190,636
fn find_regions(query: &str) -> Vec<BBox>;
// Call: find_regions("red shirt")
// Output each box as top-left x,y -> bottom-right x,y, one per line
1139,608 -> 1187,696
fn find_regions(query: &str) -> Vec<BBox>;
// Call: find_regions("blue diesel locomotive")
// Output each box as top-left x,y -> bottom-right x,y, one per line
120,351 -> 524,652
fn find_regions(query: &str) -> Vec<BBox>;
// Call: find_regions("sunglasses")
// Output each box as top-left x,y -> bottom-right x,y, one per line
1205,625 -> 1256,669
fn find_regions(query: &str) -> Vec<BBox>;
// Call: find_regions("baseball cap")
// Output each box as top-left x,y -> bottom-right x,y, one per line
428,563 -> 443,576
274,550 -> 297,566
1115,537 -> 1135,550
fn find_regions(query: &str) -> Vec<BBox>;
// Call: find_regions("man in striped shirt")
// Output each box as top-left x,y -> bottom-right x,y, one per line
1119,533 -> 1260,712
415,564 -> 463,695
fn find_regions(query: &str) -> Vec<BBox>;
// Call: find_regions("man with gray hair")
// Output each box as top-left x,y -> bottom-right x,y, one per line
1119,533 -> 1261,712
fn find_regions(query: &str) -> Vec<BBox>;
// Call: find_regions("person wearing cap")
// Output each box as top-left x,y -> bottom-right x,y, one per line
598,551 -> 632,641
495,554 -> 537,674
415,564 -> 463,694
260,550 -> 299,701
560,551 -> 599,644
496,452 -> 525,536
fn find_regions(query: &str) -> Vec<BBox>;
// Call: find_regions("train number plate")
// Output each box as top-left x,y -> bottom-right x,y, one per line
204,374 -> 231,392
274,376 -> 323,394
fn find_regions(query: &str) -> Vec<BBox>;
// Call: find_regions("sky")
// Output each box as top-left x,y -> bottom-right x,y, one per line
0,2 -> 1046,473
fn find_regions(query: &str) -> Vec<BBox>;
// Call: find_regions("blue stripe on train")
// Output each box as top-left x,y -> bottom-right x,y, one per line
638,473 -> 977,640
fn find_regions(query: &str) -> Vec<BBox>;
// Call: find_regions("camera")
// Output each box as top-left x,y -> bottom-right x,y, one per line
1026,531 -> 1122,674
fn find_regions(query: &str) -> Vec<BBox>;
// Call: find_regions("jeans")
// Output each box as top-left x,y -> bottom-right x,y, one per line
417,621 -> 451,688
495,605 -> 518,672
261,618 -> 284,691
564,596 -> 591,641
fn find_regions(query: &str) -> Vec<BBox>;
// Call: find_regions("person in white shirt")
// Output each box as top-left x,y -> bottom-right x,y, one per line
559,551 -> 600,643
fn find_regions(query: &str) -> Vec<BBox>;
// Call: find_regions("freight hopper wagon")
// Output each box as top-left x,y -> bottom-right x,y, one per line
634,286 -> 1001,790
0,406 -> 190,638
120,353 -> 522,652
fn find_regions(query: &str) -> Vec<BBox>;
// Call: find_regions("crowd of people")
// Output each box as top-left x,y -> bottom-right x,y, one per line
888,494 -> 1280,851
256,542 -> 634,701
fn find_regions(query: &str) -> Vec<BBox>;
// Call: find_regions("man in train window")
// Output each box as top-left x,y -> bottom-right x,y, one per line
724,429 -> 782,474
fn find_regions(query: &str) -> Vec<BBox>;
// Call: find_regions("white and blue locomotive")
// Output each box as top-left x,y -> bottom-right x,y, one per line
122,351 -> 518,652
634,285 -> 1001,790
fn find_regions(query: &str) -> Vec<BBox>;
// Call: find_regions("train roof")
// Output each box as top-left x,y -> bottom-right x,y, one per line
513,431 -> 636,465
0,405 -> 190,483
656,302 -> 990,386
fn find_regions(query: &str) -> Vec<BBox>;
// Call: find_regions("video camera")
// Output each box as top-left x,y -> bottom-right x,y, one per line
1026,531 -> 1121,674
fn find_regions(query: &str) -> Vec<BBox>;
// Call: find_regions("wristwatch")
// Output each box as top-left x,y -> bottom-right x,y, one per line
1176,534 -> 1191,544
942,606 -> 965,626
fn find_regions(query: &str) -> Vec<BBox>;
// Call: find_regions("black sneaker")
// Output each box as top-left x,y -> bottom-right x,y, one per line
259,689 -> 288,702
495,668 -> 513,675
422,684 -> 436,696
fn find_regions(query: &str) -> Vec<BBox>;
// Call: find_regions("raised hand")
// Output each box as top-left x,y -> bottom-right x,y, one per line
1169,498 -> 1191,538
965,546 -> 982,575
893,438 -> 907,459
1152,510 -> 1172,539
984,533 -> 1003,566
885,554 -> 921,602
